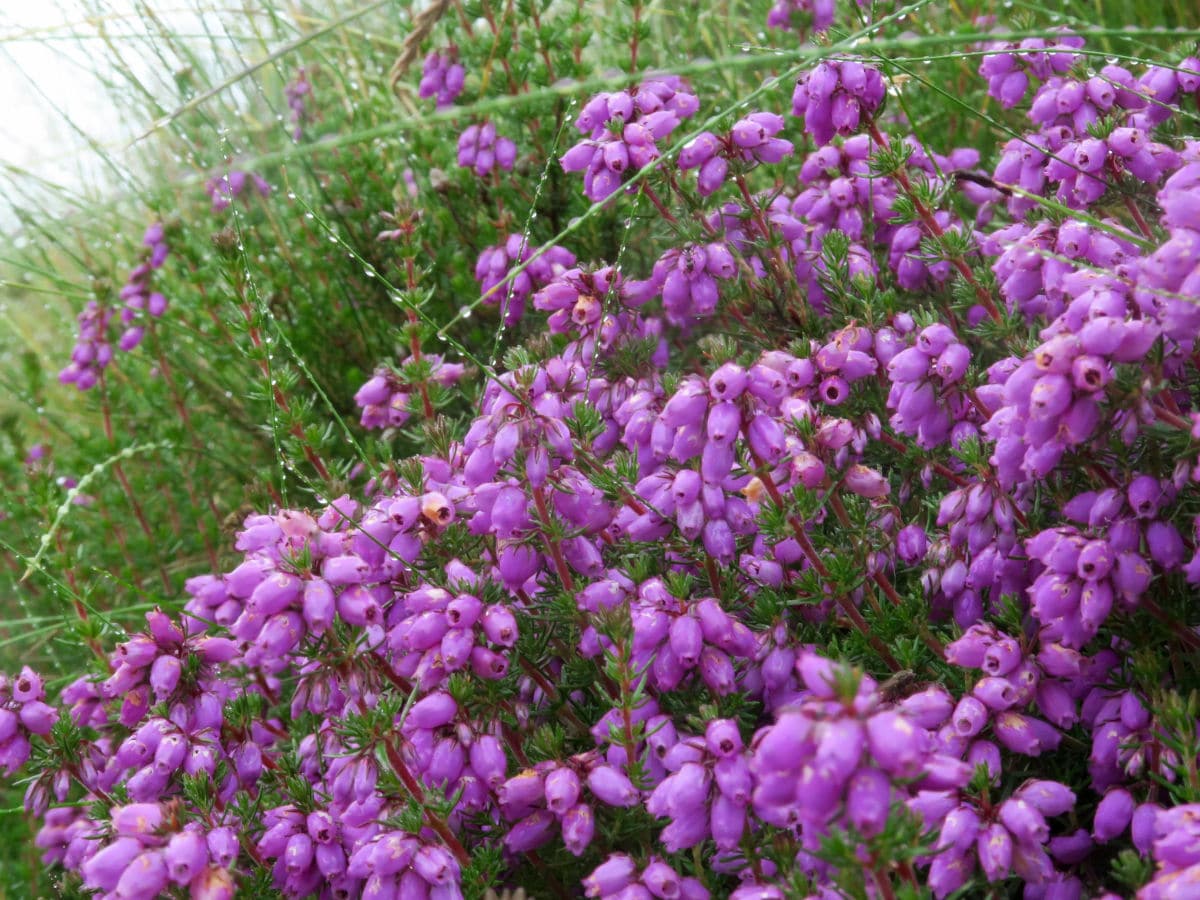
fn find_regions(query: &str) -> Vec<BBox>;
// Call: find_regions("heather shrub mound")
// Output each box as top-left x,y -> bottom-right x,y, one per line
3,0 -> 1200,897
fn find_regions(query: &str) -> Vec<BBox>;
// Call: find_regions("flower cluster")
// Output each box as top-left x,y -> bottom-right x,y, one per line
885,323 -> 978,449
765,0 -> 836,33
982,302 -> 1158,488
640,242 -> 737,324
354,354 -> 465,430
419,49 -> 465,109
476,235 -> 578,326
0,667 -> 56,775
58,222 -> 170,391
678,111 -> 793,196
386,573 -> 519,690
791,59 -> 886,146
977,30 -> 1084,108
205,169 -> 271,212
560,77 -> 699,201
114,222 -> 170,354
1024,482 -> 1179,649
919,778 -> 1078,896
57,300 -> 114,392
285,67 -> 312,140
74,805 -> 237,899
1140,804 -> 1200,898
457,121 -> 517,176
583,854 -> 707,899
18,6 -> 1200,900
986,218 -> 1140,322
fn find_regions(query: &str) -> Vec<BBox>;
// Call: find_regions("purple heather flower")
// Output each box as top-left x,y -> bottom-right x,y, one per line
584,854 -> 638,897
475,235 -> 577,325
205,169 -> 269,212
59,222 -> 170,389
407,692 -> 457,730
562,804 -> 595,856
766,0 -> 837,33
458,122 -> 517,177
792,60 -> 886,146
1094,788 -> 1135,842
419,50 -> 465,109
587,765 -> 639,807
285,67 -> 312,139
978,30 -> 1083,108
562,77 -> 697,202
678,112 -> 791,196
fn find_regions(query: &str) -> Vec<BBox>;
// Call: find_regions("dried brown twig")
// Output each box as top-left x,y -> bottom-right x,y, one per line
389,0 -> 452,94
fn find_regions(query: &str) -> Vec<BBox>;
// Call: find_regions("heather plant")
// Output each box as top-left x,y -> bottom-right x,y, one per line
2,0 -> 1200,898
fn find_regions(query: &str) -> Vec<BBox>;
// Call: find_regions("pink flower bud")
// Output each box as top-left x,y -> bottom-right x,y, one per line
1093,788 -> 1134,842
588,765 -> 639,807
584,854 -> 637,898
562,803 -> 595,856
843,464 -> 889,499
497,810 -> 553,854
545,767 -> 582,814
408,692 -> 457,729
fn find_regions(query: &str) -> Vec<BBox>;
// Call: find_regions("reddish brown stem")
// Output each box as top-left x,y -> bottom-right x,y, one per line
629,0 -> 641,71
371,655 -> 415,695
53,533 -> 106,662
382,736 -> 471,866
372,654 -> 529,767
877,431 -> 968,487
1109,157 -> 1154,240
867,122 -> 1001,323
827,490 -> 944,659
572,0 -> 583,64
519,657 -> 589,733
68,764 -> 113,807
789,524 -> 902,671
526,0 -> 556,81
99,373 -> 172,594
575,449 -> 647,514
149,337 -> 221,571
640,183 -> 679,225
1153,403 -> 1190,430
872,867 -> 899,900
746,444 -> 901,671
452,0 -> 475,35
479,0 -> 519,93
402,252 -> 435,420
615,642 -> 641,772
1141,596 -> 1200,652
704,557 -> 722,595
733,174 -> 804,326
532,484 -> 575,592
